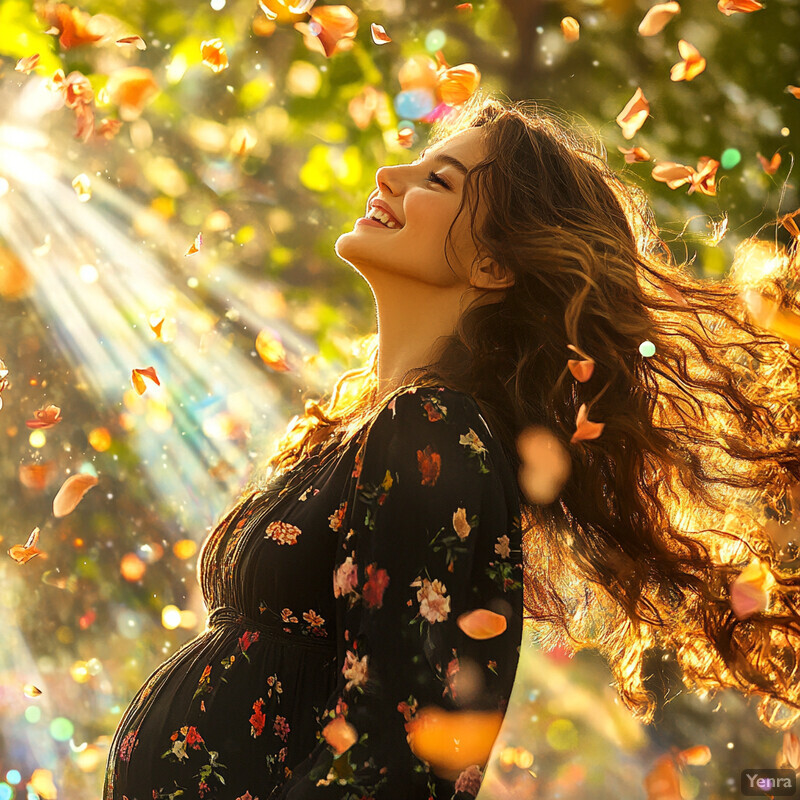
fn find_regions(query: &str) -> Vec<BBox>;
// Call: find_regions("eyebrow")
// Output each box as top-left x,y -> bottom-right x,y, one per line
416,147 -> 468,177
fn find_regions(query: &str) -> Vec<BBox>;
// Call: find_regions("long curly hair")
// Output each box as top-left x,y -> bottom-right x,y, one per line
242,90 -> 800,731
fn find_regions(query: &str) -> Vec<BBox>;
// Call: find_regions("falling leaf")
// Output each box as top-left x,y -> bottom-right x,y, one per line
619,145 -> 651,163
15,54 -> 41,73
570,403 -> 604,444
677,745 -> 711,766
25,404 -> 62,429
72,173 -> 91,201
201,38 -> 228,72
370,23 -> 391,44
670,40 -> 706,82
757,151 -> 781,174
294,6 -> 359,58
405,708 -> 503,778
115,35 -> 146,49
105,67 -> 159,121
35,2 -> 106,49
255,330 -> 292,371
437,63 -> 481,106
638,2 -> 680,36
616,87 -> 650,140
322,714 -> 358,755
457,609 -> 508,639
560,17 -> 580,42
687,156 -> 719,196
185,232 -> 203,256
730,557 -> 775,619
131,366 -> 161,395
652,161 -> 695,189
787,86 -> 800,99
717,0 -> 763,14
8,527 -> 43,564
53,473 -> 99,518
23,684 -> 43,697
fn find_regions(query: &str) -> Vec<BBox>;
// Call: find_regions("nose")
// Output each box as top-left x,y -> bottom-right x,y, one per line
374,163 -> 405,197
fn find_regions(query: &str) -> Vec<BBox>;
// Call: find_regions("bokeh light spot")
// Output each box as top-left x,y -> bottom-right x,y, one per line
49,717 -> 74,742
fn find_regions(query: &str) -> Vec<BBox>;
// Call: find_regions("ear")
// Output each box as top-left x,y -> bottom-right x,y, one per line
471,256 -> 515,291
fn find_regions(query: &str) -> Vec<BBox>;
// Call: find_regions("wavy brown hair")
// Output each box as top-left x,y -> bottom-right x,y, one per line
242,90 -> 800,731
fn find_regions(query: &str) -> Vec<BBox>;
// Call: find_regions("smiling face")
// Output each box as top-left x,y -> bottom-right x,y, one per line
335,127 -> 491,290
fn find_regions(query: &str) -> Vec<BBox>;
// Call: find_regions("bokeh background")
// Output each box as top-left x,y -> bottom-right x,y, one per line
0,0 -> 799,797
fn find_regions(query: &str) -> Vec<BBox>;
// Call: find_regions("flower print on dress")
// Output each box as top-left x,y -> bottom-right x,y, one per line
250,698 -> 266,737
302,608 -> 328,636
341,650 -> 369,693
362,563 -> 390,609
273,714 -> 290,742
412,576 -> 451,625
333,555 -> 358,601
264,519 -> 302,545
238,629 -> 260,661
459,428 -> 490,473
118,728 -> 139,762
193,664 -> 213,701
266,673 -> 283,699
327,500 -> 347,531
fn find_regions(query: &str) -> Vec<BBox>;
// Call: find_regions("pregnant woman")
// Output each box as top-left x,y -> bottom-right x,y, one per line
104,90 -> 800,799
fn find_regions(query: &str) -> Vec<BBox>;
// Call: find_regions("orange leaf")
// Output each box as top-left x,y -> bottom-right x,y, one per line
616,87 -> 650,140
687,156 -> 719,196
15,54 -> 41,73
717,0 -> 763,14
405,708 -> 503,779
8,527 -> 43,564
106,67 -> 159,121
618,145 -> 651,163
53,473 -> 98,518
370,23 -> 391,44
670,40 -> 706,82
322,714 -> 358,755
185,232 -> 203,256
25,404 -> 62,429
570,403 -> 604,444
638,2 -> 681,36
201,38 -> 228,72
730,557 -> 775,619
652,161 -> 695,189
757,151 -> 781,175
456,609 -> 508,639
294,6 -> 359,58
437,63 -> 481,106
255,330 -> 291,372
560,16 -> 580,42
131,366 -> 161,395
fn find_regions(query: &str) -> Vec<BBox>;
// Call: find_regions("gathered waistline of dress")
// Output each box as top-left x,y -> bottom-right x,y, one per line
205,605 -> 337,650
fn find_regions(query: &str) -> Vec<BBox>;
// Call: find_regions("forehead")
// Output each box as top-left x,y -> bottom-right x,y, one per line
425,128 -> 484,169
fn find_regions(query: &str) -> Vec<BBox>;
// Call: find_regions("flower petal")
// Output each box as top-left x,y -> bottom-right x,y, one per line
53,473 -> 99,518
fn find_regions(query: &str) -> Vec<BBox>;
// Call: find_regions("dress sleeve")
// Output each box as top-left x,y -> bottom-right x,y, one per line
275,386 -> 524,800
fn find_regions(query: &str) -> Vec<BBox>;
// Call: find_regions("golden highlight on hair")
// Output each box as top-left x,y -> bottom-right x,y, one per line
241,89 -> 800,731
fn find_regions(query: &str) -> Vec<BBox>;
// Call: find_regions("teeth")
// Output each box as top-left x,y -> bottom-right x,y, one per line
367,208 -> 399,228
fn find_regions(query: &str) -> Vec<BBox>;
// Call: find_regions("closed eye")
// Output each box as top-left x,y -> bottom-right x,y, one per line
426,171 -> 451,189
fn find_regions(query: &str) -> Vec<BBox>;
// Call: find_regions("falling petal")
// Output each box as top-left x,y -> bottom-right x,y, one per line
670,40 -> 706,82
782,732 -> 800,770
677,745 -> 711,766
24,683 -> 43,697
294,6 -> 359,58
741,288 -> 800,347
115,35 -> 147,50
72,173 -> 91,201
131,366 -> 161,395
651,161 -> 695,190
730,557 -> 775,619
687,156 -> 719,196
8,527 -> 43,564
619,145 -> 651,163
757,151 -> 781,174
149,312 -> 165,340
616,87 -> 650,140
106,67 -> 159,120
567,358 -> 594,382
185,232 -> 203,256
201,38 -> 229,72
456,609 -> 508,639
437,63 -> 481,106
787,85 -> 800,99
255,330 -> 292,372
405,708 -> 503,777
570,403 -> 605,444
35,2 -> 105,48
15,54 -> 41,73
638,2 -> 680,36
717,0 -> 763,14
644,754 -> 683,800
370,23 -> 392,44
95,118 -> 123,140
517,426 -> 572,505
53,473 -> 99,518
560,17 -> 580,42
777,208 -> 799,238
26,404 -> 62,429
455,3 -> 473,11
322,715 -> 358,755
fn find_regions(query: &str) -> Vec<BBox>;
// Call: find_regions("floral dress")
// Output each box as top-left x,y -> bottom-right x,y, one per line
103,385 -> 524,800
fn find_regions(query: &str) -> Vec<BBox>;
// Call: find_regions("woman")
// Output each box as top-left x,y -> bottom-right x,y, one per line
104,90 -> 800,799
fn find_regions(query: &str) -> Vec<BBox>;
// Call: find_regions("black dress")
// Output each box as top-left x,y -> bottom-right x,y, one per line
103,385 -> 524,800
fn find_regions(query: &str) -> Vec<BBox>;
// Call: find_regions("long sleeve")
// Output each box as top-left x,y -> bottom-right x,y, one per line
275,386 -> 524,800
